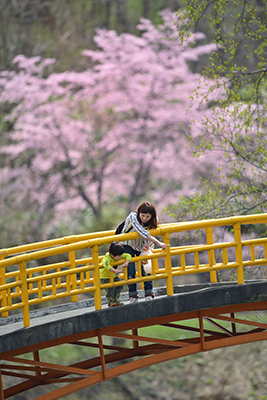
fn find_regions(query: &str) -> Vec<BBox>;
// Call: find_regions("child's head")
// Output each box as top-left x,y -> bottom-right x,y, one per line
137,201 -> 158,229
109,241 -> 125,260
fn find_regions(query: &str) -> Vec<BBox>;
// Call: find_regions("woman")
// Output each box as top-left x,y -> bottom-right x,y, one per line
121,201 -> 167,303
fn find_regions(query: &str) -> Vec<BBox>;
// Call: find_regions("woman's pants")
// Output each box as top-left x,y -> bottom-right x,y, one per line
123,244 -> 153,297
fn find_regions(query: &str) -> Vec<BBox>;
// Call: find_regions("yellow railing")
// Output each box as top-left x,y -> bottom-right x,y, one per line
1,213 -> 267,327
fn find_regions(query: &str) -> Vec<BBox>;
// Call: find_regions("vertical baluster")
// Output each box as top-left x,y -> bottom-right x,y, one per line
43,270 -> 47,289
264,243 -> 267,260
234,222 -> 244,284
163,233 -> 174,296
38,280 -> 42,299
181,253 -> 186,271
7,288 -> 12,307
16,274 -> 20,294
136,260 -> 142,278
250,244 -> 255,262
52,277 -> 57,296
0,255 -> 8,317
19,261 -> 30,327
29,272 -> 33,292
66,274 -> 71,293
92,245 -> 102,310
80,270 -> 85,289
57,267 -> 61,287
206,227 -> 217,283
222,247 -> 228,265
69,251 -> 78,302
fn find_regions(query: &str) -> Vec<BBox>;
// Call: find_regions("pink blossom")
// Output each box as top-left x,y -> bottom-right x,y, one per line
0,10 -> 225,237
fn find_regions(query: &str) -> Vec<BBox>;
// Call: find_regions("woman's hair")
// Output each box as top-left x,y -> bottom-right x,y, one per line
136,201 -> 158,229
109,241 -> 125,257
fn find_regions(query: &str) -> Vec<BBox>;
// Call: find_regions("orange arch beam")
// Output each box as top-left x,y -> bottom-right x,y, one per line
2,300 -> 267,400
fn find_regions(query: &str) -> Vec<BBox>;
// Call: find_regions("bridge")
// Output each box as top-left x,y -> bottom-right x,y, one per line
1,214 -> 267,399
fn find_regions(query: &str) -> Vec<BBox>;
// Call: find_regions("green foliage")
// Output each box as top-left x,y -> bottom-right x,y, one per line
171,0 -> 267,221
0,0 -> 182,72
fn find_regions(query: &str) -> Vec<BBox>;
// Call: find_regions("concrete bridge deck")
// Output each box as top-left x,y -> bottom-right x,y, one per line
1,281 -> 267,356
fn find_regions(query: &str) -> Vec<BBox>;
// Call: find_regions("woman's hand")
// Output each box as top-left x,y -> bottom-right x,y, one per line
159,241 -> 170,250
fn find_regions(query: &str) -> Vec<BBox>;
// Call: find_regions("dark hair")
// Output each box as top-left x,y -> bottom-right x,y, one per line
109,241 -> 125,257
137,201 -> 158,229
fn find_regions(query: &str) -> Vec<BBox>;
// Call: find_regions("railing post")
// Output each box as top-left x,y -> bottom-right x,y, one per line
91,245 -> 102,310
205,227 -> 217,283
234,222 -> 244,284
0,255 -> 8,318
69,251 -> 78,303
163,233 -> 174,296
19,261 -> 30,327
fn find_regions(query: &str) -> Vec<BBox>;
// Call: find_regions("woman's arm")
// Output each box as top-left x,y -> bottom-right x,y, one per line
147,234 -> 168,250
128,212 -> 150,238
128,212 -> 168,250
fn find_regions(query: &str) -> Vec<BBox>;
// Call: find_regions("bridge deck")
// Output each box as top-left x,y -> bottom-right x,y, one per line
1,281 -> 267,356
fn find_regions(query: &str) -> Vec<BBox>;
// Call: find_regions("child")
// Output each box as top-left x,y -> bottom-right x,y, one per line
100,241 -> 131,307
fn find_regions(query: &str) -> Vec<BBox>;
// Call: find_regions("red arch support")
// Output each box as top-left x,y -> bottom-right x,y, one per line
1,283 -> 267,400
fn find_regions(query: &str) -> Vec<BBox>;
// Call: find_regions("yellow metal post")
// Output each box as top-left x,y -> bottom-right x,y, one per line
69,251 -> 78,303
206,227 -> 217,283
19,261 -> 30,327
0,254 -> 8,318
234,222 -> 244,284
91,245 -> 102,310
163,233 -> 174,296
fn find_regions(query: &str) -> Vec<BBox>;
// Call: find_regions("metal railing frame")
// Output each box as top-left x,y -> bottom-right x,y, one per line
1,213 -> 267,327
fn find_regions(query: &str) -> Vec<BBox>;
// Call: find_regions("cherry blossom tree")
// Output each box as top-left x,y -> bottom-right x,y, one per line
0,10 -> 219,243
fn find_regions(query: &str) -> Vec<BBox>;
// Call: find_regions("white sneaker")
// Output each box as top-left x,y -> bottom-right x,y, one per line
145,296 -> 153,301
130,297 -> 138,303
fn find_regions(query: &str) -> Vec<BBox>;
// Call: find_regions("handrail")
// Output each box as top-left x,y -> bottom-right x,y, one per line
0,222 -> 179,258
0,229 -> 115,258
1,213 -> 267,327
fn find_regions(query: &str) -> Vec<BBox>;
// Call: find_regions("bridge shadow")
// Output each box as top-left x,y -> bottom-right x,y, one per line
1,281 -> 267,400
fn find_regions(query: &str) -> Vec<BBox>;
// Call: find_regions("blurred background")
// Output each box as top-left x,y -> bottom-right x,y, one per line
1,1 -> 267,399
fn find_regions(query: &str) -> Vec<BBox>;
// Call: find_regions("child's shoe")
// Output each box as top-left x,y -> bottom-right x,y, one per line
115,302 -> 124,306
109,303 -> 118,307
